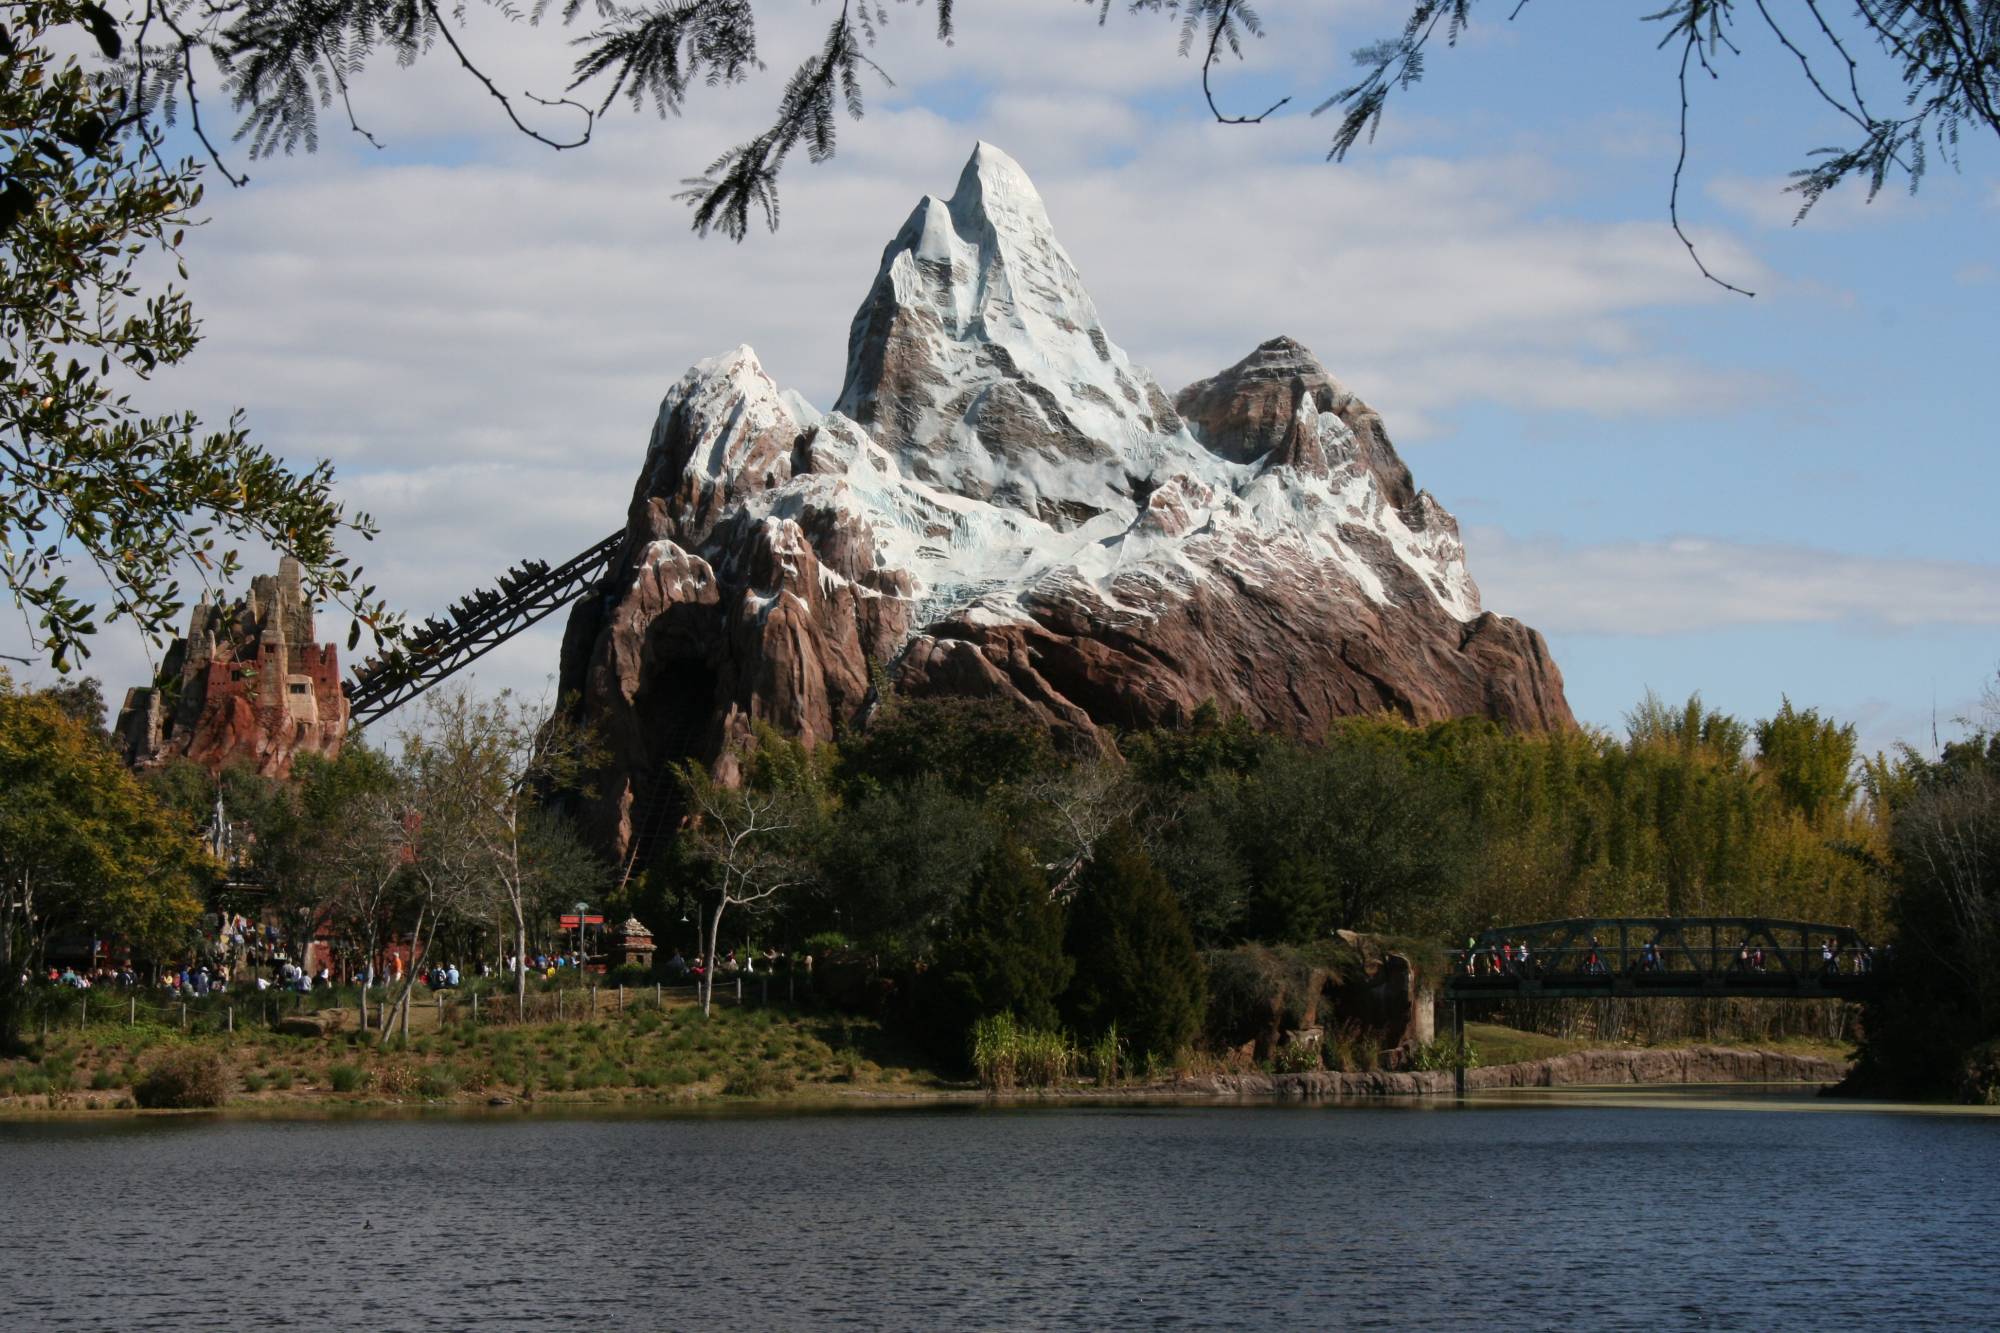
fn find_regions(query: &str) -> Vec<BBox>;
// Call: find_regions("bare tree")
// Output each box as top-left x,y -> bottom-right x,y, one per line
1028,760 -> 1141,899
395,686 -> 605,1024
1894,766 -> 2000,1031
676,761 -> 815,1017
322,789 -> 413,1033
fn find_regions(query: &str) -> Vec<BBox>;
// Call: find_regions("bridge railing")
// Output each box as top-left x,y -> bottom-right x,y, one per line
1451,943 -> 1883,983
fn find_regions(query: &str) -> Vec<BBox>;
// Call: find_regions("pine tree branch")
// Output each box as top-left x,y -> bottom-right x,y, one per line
1201,0 -> 1288,124
423,0 -> 593,150
1672,29 -> 1754,297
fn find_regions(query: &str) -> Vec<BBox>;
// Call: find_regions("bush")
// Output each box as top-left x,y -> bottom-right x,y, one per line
1270,1040 -> 1322,1074
722,1066 -> 795,1097
375,1058 -> 421,1097
133,1049 -> 227,1109
1407,1034 -> 1480,1072
803,930 -> 852,957
328,1063 -> 366,1093
605,963 -> 650,988
1085,1025 -> 1124,1084
417,1065 -> 461,1098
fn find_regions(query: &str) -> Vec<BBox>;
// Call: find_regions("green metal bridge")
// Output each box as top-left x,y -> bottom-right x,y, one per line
1441,917 -> 1881,1095
1445,917 -> 1882,1003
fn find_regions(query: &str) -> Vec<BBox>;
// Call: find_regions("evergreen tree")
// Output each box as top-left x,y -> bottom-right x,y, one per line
1062,823 -> 1205,1065
930,836 -> 1073,1044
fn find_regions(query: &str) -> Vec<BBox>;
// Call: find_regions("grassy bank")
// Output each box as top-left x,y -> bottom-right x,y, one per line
0,1001 -> 959,1113
0,1007 -> 1858,1116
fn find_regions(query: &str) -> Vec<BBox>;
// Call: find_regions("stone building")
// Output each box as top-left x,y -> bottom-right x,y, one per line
115,556 -> 348,777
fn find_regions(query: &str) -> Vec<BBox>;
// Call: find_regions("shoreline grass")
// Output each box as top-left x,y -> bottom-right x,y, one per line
0,1000 -> 958,1115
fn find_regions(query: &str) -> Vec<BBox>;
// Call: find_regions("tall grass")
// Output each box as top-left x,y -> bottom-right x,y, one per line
970,1014 -> 1082,1090
1085,1024 -> 1124,1085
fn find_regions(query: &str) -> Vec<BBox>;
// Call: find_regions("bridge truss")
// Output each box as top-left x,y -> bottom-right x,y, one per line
344,531 -> 624,728
1445,917 -> 1881,1003
1438,916 -> 1881,1097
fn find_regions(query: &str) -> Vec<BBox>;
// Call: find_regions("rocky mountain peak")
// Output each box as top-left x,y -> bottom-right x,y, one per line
560,144 -> 1571,862
836,142 -> 1183,529
1175,335 -> 1418,515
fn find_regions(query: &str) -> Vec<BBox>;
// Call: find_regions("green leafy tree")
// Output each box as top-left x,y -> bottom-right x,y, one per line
2,2 -> 392,671
1856,734 -> 2000,1097
0,668 -> 209,1046
1240,732 -> 1469,939
837,694 -> 1057,802
1755,697 -> 1859,828
1140,774 -> 1251,945
819,779 -> 995,961
1062,822 -> 1204,1065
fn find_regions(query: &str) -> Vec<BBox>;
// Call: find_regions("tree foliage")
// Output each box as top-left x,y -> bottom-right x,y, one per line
1853,730 -> 2000,1099
1326,1 -> 2000,292
921,834 -> 1073,1058
1061,821 -> 1205,1064
84,0 -> 1997,279
0,667 -> 209,1045
1,2 -> 394,672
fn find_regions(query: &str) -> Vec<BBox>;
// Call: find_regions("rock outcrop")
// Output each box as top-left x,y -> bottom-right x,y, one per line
559,143 -> 1573,863
115,557 -> 348,778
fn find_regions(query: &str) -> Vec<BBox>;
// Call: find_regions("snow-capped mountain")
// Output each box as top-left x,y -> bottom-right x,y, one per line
559,144 -> 1570,853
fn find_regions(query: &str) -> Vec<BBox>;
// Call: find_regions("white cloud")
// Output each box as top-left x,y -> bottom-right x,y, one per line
1473,530 -> 2000,636
5,1 -> 1804,716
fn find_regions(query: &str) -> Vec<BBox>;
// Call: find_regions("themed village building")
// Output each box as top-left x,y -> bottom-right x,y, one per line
115,556 -> 348,778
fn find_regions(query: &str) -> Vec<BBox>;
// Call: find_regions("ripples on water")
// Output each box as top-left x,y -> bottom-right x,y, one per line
2,1098 -> 1996,1330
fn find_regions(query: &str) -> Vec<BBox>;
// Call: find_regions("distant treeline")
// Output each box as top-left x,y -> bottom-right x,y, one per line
625,688 -> 1979,1077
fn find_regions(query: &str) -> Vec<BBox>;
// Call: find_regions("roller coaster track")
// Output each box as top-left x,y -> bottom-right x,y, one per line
344,531 -> 624,728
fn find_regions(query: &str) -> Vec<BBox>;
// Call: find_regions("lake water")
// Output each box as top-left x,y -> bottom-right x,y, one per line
2,1092 -> 1996,1329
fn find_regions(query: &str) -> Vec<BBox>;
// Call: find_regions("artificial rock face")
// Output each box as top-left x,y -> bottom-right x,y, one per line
115,556 -> 348,778
558,144 -> 1572,858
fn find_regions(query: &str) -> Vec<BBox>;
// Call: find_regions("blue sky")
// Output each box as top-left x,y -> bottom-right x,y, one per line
9,0 -> 1995,753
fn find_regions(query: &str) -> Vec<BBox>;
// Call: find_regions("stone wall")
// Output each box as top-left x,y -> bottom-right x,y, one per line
1198,1045 -> 1850,1099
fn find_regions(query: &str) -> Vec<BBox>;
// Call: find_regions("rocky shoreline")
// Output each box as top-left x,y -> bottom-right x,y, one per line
1196,1045 -> 1850,1099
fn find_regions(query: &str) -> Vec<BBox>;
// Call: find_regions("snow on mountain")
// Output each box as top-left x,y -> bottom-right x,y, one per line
561,143 -> 1570,855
